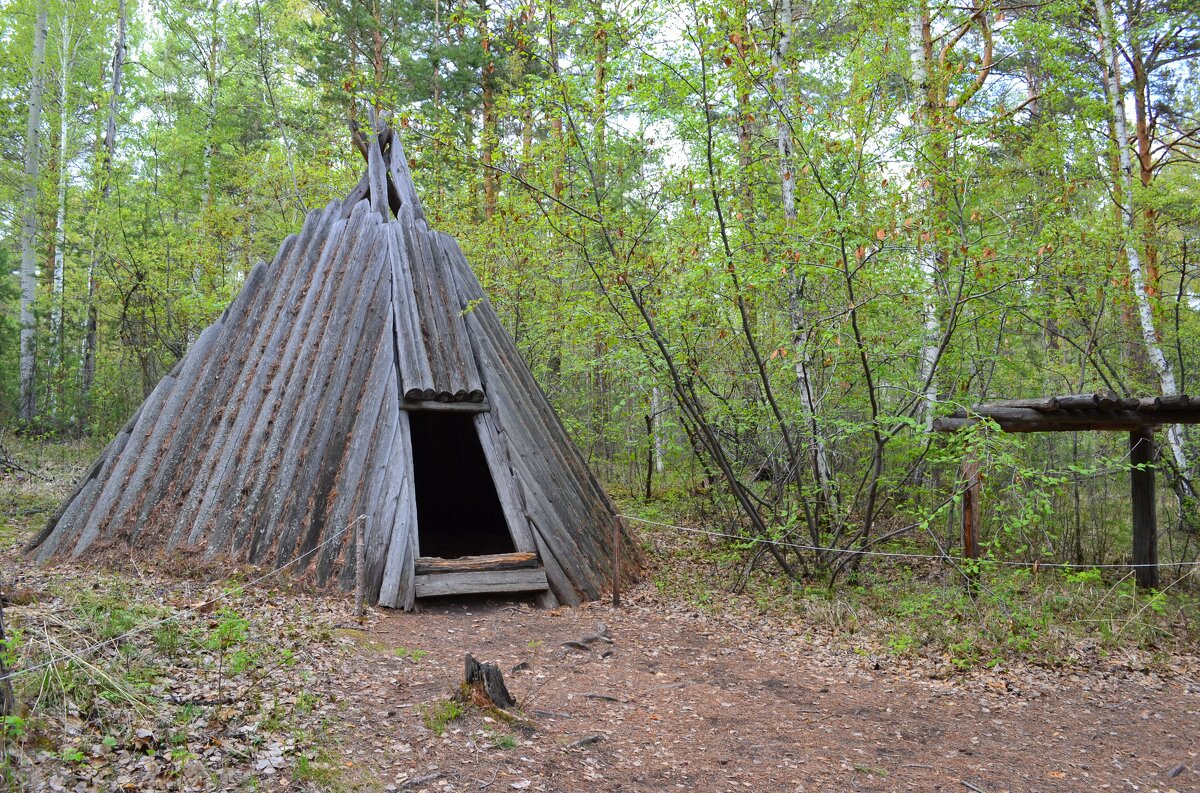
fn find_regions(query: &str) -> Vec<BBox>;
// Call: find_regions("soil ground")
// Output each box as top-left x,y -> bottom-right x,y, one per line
3,552 -> 1199,792
2,451 -> 1199,792
325,590 -> 1200,793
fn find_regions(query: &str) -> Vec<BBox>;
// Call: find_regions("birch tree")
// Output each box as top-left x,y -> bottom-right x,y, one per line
82,0 -> 127,408
1095,0 -> 1193,485
773,0 -> 835,509
18,0 -> 50,422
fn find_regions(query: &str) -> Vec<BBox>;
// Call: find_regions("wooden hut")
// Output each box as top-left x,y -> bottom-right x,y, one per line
28,125 -> 641,610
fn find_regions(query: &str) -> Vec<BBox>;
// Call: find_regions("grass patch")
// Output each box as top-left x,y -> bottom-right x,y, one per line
486,728 -> 518,750
419,698 -> 464,735
293,746 -> 347,789
394,646 -> 428,663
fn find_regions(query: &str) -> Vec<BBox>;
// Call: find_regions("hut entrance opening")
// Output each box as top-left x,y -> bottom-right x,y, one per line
409,410 -> 515,559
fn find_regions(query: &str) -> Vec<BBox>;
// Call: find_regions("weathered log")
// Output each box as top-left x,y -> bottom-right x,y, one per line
389,220 -> 435,401
398,399 -> 490,413
982,397 -> 1061,411
386,129 -> 425,221
1155,394 -> 1191,409
413,569 -> 549,598
174,210 -> 338,549
415,552 -> 539,575
1055,393 -> 1102,410
934,408 -> 1200,433
464,653 -> 516,710
367,122 -> 390,219
377,410 -> 418,609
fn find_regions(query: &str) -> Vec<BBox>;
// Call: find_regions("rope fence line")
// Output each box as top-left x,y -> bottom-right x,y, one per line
618,514 -> 1200,570
0,515 -> 368,685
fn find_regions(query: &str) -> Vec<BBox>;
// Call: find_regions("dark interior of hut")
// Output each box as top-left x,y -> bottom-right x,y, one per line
409,411 -> 515,558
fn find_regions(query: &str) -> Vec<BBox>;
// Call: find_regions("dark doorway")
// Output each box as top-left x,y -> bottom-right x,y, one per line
409,411 -> 515,558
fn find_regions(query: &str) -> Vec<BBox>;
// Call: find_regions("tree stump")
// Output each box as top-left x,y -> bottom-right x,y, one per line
464,653 -> 516,710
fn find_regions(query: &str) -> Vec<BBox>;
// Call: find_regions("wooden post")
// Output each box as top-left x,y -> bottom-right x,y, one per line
0,594 -> 15,717
611,516 -> 622,608
1130,428 -> 1159,589
355,516 -> 368,617
961,458 -> 981,561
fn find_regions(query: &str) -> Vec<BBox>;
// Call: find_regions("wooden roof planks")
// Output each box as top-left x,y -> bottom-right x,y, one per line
29,124 -> 641,611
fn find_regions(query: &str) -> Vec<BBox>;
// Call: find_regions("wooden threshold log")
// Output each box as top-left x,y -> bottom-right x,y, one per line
413,568 -> 548,598
415,552 -> 539,575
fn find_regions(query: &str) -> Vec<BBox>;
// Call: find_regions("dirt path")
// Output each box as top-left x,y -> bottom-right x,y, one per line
322,590 -> 1200,793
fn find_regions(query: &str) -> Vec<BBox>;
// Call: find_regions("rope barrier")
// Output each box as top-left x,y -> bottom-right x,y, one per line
0,515 -> 368,684
618,514 -> 1200,570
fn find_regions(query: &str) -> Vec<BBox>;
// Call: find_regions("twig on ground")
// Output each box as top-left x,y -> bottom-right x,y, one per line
564,734 -> 604,750
401,771 -> 444,789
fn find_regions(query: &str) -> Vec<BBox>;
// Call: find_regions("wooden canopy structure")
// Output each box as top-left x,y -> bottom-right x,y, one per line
934,392 -> 1200,588
28,124 -> 641,610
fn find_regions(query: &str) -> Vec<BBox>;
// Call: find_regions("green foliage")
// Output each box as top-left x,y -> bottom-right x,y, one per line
393,646 -> 428,663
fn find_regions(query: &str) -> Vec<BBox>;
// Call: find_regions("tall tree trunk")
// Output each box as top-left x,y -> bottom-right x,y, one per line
593,0 -> 607,196
197,0 -> 223,301
478,0 -> 497,219
651,385 -> 665,475
51,12 -> 73,416
252,0 -> 304,214
548,5 -> 564,201
19,0 -> 50,422
910,1 -> 939,432
733,4 -> 752,217
201,0 -> 221,211
1095,0 -> 1191,482
1128,40 -> 1160,295
83,0 -> 127,413
775,0 -> 835,513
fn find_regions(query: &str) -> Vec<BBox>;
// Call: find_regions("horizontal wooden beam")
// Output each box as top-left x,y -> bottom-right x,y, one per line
415,552 -> 539,575
934,406 -> 1200,433
414,568 -> 549,598
400,399 -> 490,413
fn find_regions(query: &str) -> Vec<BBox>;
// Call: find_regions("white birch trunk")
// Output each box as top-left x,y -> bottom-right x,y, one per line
910,4 -> 940,433
83,0 -> 127,402
776,0 -> 835,504
19,0 -> 50,421
198,0 -> 222,295
51,12 -> 74,409
651,386 -> 664,474
1096,0 -> 1191,479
